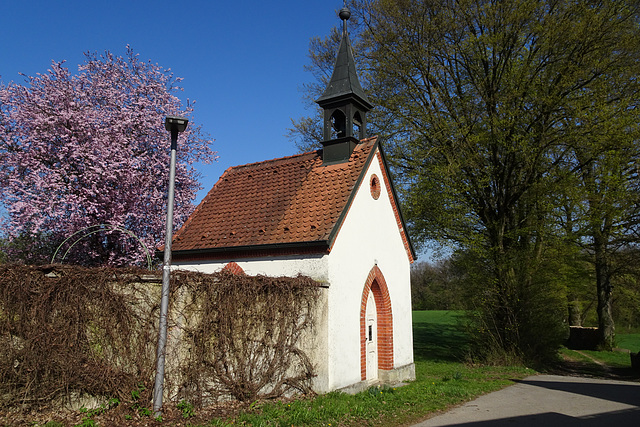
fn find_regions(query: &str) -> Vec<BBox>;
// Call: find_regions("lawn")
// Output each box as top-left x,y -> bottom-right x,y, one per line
616,334 -> 640,353
198,311 -> 531,427
412,310 -> 470,361
559,332 -> 640,377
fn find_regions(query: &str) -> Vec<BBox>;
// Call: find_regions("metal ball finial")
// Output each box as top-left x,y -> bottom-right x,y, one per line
339,7 -> 351,21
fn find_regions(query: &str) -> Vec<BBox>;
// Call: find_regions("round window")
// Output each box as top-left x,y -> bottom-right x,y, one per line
370,174 -> 381,200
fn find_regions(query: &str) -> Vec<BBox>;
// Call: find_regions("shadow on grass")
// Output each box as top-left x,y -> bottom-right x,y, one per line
548,357 -> 640,381
413,311 -> 470,362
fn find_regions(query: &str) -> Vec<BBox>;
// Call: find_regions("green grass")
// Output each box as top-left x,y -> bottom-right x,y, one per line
561,347 -> 631,369
616,334 -> 640,353
412,310 -> 470,361
559,332 -> 640,377
199,311 -> 531,426
580,350 -> 632,368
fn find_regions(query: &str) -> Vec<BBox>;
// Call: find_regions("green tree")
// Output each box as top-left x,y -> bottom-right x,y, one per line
573,145 -> 640,348
410,258 -> 470,310
0,239 -> 6,264
292,0 -> 640,362
556,56 -> 640,347
0,232 -> 59,265
612,259 -> 640,332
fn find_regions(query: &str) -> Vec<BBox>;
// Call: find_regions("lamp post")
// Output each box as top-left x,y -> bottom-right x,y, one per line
153,115 -> 188,417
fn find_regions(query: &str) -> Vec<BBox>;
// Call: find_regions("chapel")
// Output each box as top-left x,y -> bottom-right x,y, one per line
170,6 -> 415,392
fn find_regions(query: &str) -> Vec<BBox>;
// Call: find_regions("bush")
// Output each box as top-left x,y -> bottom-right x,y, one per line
462,251 -> 568,366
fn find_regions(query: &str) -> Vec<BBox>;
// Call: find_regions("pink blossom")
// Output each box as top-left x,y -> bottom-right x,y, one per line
0,47 -> 216,266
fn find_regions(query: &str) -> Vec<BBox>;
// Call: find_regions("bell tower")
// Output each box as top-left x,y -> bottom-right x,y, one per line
316,6 -> 372,164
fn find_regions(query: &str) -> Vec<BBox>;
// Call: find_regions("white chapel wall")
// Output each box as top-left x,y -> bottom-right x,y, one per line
325,150 -> 414,391
172,254 -> 329,282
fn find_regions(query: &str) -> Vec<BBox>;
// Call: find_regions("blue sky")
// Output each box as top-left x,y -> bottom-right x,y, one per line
0,1 -> 440,261
1,0 -> 339,204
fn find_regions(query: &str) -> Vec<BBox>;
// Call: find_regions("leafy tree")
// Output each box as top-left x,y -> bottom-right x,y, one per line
553,45 -> 640,347
612,261 -> 640,332
292,0 -> 640,362
411,257 -> 471,310
0,239 -> 6,264
0,232 -> 59,265
0,47 -> 215,266
572,144 -> 640,348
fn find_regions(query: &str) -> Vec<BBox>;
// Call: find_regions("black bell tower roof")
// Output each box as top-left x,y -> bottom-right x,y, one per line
316,6 -> 372,164
316,7 -> 372,111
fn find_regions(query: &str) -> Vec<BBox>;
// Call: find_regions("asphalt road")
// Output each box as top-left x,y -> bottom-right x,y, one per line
413,375 -> 640,426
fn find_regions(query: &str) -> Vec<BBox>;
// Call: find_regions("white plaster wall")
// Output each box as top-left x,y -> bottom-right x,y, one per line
173,254 -> 329,283
325,151 -> 414,390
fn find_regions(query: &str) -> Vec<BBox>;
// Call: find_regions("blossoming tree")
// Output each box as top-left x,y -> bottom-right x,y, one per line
0,47 -> 215,266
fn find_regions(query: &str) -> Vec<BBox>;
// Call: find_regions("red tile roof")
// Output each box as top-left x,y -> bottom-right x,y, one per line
171,137 -> 378,255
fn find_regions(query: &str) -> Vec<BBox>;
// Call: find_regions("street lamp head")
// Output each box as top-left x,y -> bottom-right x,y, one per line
165,115 -> 189,133
339,7 -> 351,21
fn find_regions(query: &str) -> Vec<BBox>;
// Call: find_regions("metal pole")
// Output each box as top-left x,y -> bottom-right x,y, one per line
153,125 -> 180,417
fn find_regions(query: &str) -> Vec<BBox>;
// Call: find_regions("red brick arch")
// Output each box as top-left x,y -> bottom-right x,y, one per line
360,265 -> 394,380
221,261 -> 245,275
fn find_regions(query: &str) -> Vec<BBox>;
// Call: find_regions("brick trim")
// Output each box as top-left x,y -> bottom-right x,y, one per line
221,261 -> 245,275
360,265 -> 394,380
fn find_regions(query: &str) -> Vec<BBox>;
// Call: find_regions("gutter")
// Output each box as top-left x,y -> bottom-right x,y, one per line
158,240 -> 331,260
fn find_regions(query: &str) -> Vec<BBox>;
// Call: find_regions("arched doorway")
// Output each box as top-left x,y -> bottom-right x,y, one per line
360,265 -> 394,381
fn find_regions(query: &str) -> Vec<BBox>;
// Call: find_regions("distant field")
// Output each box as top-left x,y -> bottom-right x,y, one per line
616,334 -> 640,353
413,310 -> 640,356
412,310 -> 470,361
412,310 -> 467,326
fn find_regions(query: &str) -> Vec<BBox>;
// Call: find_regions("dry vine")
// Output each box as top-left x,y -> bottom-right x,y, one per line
0,265 -> 320,412
173,271 -> 321,404
0,265 -> 158,409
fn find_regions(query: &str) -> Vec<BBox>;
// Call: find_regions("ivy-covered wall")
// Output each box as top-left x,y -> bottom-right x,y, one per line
0,265 -> 320,410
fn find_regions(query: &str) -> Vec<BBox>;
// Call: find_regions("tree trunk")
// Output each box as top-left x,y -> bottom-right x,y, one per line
594,234 -> 615,350
578,153 -> 617,351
